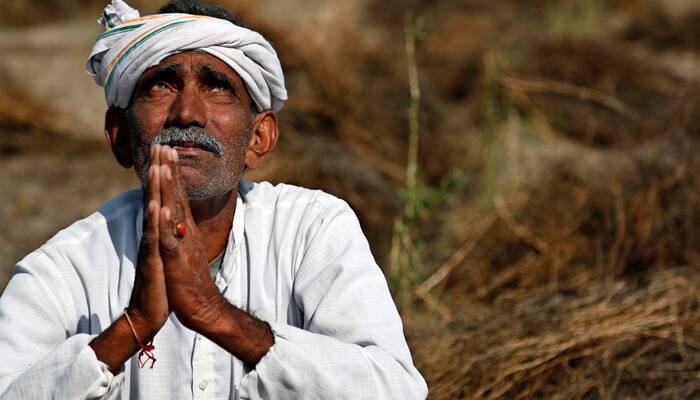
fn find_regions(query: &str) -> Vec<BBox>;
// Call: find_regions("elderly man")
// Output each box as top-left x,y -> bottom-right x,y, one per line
0,0 -> 428,399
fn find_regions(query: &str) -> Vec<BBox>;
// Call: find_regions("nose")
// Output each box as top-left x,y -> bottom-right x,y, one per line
167,82 -> 207,128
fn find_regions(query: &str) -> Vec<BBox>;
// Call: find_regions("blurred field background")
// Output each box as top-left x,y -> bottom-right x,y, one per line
2,0 -> 700,398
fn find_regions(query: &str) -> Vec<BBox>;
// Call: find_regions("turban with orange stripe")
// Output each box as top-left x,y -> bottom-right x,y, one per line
86,0 -> 287,112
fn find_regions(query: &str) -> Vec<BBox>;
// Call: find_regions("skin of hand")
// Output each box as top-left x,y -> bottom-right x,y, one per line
155,144 -> 223,329
156,145 -> 274,366
89,144 -> 171,371
91,145 -> 273,372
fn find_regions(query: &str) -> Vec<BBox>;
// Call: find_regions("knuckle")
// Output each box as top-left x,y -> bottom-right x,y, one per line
160,240 -> 180,255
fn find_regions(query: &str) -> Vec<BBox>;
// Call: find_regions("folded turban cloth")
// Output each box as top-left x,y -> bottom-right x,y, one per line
86,0 -> 287,112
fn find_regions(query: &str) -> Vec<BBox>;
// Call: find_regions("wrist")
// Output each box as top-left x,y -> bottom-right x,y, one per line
125,306 -> 164,343
90,313 -> 154,373
194,300 -> 274,367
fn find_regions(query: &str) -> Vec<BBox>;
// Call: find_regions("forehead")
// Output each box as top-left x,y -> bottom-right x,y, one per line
142,50 -> 244,85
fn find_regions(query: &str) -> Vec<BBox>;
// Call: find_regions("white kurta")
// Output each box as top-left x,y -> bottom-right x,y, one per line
0,181 -> 427,399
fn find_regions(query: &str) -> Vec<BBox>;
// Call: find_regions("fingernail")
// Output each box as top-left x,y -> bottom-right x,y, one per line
148,166 -> 154,179
147,200 -> 156,215
164,165 -> 172,180
172,149 -> 179,162
163,207 -> 171,221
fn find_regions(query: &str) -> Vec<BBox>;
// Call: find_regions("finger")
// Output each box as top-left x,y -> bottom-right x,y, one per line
169,148 -> 194,223
152,142 -> 161,167
158,205 -> 179,252
144,170 -> 160,240
140,200 -> 161,260
145,144 -> 162,229
147,143 -> 162,202
158,146 -> 180,226
140,145 -> 162,252
138,188 -> 163,278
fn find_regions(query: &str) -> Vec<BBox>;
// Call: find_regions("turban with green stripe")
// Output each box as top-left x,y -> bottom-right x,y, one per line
86,0 -> 287,112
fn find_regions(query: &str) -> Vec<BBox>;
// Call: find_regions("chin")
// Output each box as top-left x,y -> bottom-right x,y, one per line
184,180 -> 239,201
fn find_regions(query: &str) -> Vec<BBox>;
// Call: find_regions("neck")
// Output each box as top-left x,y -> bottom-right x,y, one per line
189,188 -> 238,262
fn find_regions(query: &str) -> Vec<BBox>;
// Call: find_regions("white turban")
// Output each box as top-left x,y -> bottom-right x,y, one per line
86,0 -> 287,112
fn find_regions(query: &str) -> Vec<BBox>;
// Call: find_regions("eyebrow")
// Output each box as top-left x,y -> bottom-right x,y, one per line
138,63 -> 182,88
198,65 -> 237,94
150,63 -> 182,75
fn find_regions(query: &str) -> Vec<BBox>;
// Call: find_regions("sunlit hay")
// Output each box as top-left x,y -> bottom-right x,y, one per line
0,79 -> 101,155
435,137 -> 700,297
504,38 -> 687,148
3,1 -> 700,398
624,7 -> 700,53
411,268 -> 700,399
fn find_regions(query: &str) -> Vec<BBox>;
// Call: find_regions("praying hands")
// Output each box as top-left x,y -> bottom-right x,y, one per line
89,144 -> 273,373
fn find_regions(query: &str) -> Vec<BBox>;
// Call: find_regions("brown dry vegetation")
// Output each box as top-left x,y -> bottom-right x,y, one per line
2,0 -> 700,398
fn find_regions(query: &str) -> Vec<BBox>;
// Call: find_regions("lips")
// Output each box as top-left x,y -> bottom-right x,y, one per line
169,141 -> 200,149
168,141 -> 209,155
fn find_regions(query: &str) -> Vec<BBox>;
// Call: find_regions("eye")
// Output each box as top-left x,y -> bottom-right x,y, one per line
204,73 -> 234,93
210,81 -> 232,93
146,80 -> 173,97
151,81 -> 169,91
213,83 -> 228,91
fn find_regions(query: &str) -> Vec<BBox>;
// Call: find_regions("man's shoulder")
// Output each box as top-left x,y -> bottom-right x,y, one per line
13,189 -> 142,277
41,189 -> 142,253
241,181 -> 350,215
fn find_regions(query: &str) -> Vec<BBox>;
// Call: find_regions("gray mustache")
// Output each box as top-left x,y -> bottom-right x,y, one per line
150,126 -> 225,157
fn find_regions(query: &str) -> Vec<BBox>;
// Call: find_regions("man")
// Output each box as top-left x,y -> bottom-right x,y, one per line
0,0 -> 428,399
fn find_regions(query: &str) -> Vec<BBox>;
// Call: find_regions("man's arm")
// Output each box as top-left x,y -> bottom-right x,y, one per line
136,147 -> 426,397
0,146 -> 173,399
0,251 -> 122,400
149,146 -> 274,366
155,163 -> 427,399
89,145 -> 171,372
235,201 -> 429,399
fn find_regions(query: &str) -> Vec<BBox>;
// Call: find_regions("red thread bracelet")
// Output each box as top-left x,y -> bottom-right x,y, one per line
123,308 -> 157,369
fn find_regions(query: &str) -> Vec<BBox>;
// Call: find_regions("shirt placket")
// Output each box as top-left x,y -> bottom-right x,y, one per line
213,195 -> 246,399
191,197 -> 244,400
192,333 -> 216,400
221,236 -> 246,400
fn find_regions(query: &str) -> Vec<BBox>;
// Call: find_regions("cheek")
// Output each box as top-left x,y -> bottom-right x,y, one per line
211,104 -> 245,127
207,107 -> 253,146
128,101 -> 170,137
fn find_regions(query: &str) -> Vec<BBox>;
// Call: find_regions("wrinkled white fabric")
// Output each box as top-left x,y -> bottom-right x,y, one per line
0,182 -> 428,399
97,0 -> 139,30
86,0 -> 287,112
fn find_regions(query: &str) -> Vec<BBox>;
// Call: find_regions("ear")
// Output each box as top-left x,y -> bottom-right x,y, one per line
245,111 -> 279,170
105,106 -> 134,169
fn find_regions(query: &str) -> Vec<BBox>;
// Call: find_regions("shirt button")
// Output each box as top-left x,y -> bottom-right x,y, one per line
199,380 -> 208,390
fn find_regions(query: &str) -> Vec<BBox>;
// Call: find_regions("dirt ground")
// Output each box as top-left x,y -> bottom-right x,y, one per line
2,0 -> 700,398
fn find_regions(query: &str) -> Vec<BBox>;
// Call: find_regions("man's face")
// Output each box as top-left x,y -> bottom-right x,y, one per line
126,51 -> 255,200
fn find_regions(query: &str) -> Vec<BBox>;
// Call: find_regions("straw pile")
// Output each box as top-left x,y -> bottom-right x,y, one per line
2,0 -> 700,398
412,268 -> 700,399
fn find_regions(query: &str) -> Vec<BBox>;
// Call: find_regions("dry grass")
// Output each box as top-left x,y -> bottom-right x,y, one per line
412,267 -> 700,399
2,0 -> 700,398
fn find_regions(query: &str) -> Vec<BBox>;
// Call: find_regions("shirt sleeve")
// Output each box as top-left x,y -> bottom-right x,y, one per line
0,251 -> 124,399
239,200 -> 428,399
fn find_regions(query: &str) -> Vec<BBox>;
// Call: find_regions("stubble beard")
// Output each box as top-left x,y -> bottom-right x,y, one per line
130,119 -> 252,201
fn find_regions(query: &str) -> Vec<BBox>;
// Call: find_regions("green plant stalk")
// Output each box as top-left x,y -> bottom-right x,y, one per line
405,11 -> 420,210
389,12 -> 421,308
